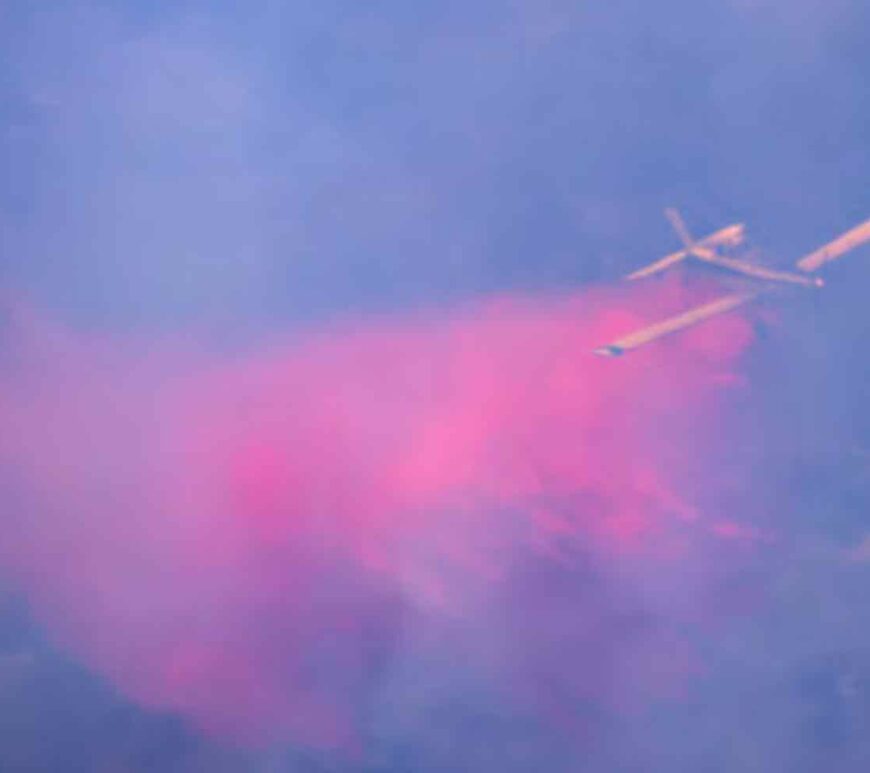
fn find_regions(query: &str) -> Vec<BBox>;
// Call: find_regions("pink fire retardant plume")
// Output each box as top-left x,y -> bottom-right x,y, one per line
0,281 -> 759,750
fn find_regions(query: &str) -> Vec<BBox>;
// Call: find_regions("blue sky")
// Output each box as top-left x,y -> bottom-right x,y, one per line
2,1 -> 868,325
1,1 -> 869,770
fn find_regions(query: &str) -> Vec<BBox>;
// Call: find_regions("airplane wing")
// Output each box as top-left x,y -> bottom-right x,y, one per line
592,290 -> 760,357
626,222 -> 745,280
795,218 -> 870,273
596,214 -> 870,358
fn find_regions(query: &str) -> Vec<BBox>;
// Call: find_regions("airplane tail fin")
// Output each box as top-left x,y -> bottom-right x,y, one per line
625,215 -> 745,281
664,207 -> 696,251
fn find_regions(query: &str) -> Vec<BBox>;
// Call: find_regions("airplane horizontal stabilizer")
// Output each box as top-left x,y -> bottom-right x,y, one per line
625,223 -> 745,281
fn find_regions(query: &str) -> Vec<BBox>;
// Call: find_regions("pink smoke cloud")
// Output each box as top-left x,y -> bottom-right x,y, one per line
0,282 -> 761,751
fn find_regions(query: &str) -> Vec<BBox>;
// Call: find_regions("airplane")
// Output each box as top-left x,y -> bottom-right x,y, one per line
592,210 -> 870,357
